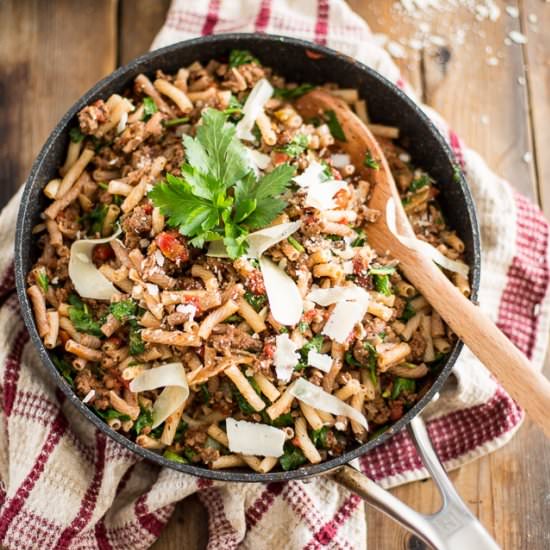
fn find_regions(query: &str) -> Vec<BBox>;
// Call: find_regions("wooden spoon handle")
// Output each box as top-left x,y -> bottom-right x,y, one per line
398,244 -> 550,437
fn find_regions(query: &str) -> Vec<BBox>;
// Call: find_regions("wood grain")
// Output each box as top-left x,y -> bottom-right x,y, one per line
0,0 -> 117,207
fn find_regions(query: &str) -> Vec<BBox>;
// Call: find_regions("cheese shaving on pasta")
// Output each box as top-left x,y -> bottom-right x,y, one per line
129,362 -> 189,428
226,418 -> 286,457
290,378 -> 368,429
68,229 -> 122,300
236,78 -> 273,142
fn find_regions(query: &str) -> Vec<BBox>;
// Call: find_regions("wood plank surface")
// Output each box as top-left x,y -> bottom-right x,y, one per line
0,1 -> 548,549
0,0 -> 117,207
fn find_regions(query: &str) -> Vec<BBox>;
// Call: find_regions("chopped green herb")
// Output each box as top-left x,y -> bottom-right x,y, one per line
369,425 -> 389,440
223,95 -> 243,118
112,194 -> 123,206
305,116 -> 322,127
68,294 -> 103,337
163,116 -> 190,128
300,334 -> 324,357
97,181 -> 109,190
52,355 -> 74,386
133,407 -> 153,435
373,274 -> 392,296
69,127 -> 85,143
273,83 -> 315,100
400,301 -> 416,322
82,204 -> 108,235
324,110 -> 346,141
279,443 -> 307,471
109,299 -> 137,322
364,150 -> 380,170
409,175 -> 430,192
244,291 -> 267,312
150,423 -> 165,439
287,235 -> 304,253
199,383 -> 211,404
368,265 -> 396,276
271,412 -> 294,428
363,342 -> 378,385
344,351 -> 361,368
36,269 -> 49,293
129,320 -> 145,355
95,408 -> 131,422
452,164 -> 462,183
183,447 -> 198,462
163,450 -> 188,463
279,134 -> 308,158
402,197 -> 411,206
297,321 -> 309,333
325,234 -> 343,242
149,109 -> 295,258
233,384 -> 257,415
350,228 -> 365,247
224,314 -> 243,323
279,326 -> 289,334
310,426 -> 329,449
391,377 -> 416,399
175,420 -> 189,439
142,97 -> 158,121
378,331 -> 386,341
229,49 -> 260,68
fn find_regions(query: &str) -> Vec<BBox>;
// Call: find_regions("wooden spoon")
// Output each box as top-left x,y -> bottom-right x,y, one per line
295,89 -> 550,438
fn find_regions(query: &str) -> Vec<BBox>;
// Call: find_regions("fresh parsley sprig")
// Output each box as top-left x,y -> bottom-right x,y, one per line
149,108 -> 295,259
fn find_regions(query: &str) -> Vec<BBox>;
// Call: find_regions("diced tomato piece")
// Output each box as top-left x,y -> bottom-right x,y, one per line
183,295 -> 201,313
155,231 -> 190,263
272,151 -> 290,166
262,342 -> 275,359
303,309 -> 317,322
142,203 -> 153,214
92,243 -> 114,263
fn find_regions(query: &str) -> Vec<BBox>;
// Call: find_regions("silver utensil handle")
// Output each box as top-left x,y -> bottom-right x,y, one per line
332,416 -> 500,550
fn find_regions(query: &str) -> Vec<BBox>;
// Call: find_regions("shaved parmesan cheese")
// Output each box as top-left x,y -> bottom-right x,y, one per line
290,378 -> 368,429
247,221 -> 302,257
246,147 -> 271,174
116,111 -> 128,134
386,199 -> 469,278
259,257 -> 303,326
293,161 -> 325,188
68,229 -> 122,300
323,300 -> 368,344
305,180 -> 347,211
307,285 -> 369,306
307,350 -> 333,373
82,389 -> 95,404
226,418 -> 286,457
236,78 -> 273,142
129,362 -> 189,428
330,153 -> 351,168
274,333 -> 300,381
208,221 -> 301,259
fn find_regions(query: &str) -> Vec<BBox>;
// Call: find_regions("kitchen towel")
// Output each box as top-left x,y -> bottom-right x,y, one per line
0,1 -> 548,549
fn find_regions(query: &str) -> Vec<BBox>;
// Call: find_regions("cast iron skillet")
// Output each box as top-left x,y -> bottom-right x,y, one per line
15,34 -> 489,548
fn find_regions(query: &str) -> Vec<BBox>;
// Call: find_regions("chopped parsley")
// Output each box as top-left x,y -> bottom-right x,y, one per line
409,175 -> 430,192
279,443 -> 307,471
391,377 -> 416,399
271,412 -> 294,428
149,109 -> 295,258
95,408 -> 131,422
199,383 -> 211,404
69,127 -> 85,143
273,83 -> 315,100
82,204 -> 108,235
128,320 -> 145,356
400,301 -> 416,321
373,274 -> 392,296
109,299 -> 138,322
300,334 -> 324,356
350,228 -> 365,247
279,134 -> 308,158
228,49 -> 259,68
52,355 -> 74,386
324,110 -> 346,141
364,150 -> 380,170
142,97 -> 158,121
344,351 -> 361,368
244,291 -> 267,312
163,116 -> 190,128
68,295 -> 103,337
133,407 -> 153,435
310,426 -> 330,449
288,235 -> 304,252
363,342 -> 378,385
297,321 -> 309,333
223,95 -> 243,118
36,269 -> 49,293
368,265 -> 396,276
163,450 -> 188,463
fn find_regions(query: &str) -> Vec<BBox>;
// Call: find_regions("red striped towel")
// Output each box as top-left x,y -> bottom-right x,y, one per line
1,1 -> 549,548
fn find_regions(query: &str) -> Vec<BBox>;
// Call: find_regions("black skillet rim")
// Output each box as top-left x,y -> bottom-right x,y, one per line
14,33 -> 481,483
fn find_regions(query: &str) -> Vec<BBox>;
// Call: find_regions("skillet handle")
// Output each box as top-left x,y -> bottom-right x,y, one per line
331,416 -> 500,550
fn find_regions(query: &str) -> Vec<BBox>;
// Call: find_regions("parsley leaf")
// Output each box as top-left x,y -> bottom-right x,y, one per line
95,408 -> 131,422
82,204 -> 108,235
273,84 -> 315,99
163,116 -> 189,128
109,299 -> 137,322
150,109 -> 294,259
391,377 -> 416,399
280,444 -> 307,471
278,134 -> 308,158
142,97 -> 158,121
133,407 -> 153,435
36,269 -> 49,293
69,127 -> 85,143
364,150 -> 380,170
129,320 -> 145,356
68,295 -> 103,337
310,426 -> 330,449
363,342 -> 378,385
373,274 -> 392,296
368,265 -> 396,276
409,175 -> 430,192
228,49 -> 259,68
400,301 -> 416,321
52,355 -> 74,386
163,450 -> 188,463
244,291 -> 267,312
271,412 -> 294,428
324,110 -> 346,141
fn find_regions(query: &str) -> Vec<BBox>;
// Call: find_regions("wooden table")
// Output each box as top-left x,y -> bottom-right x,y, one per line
1,1 -> 549,548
